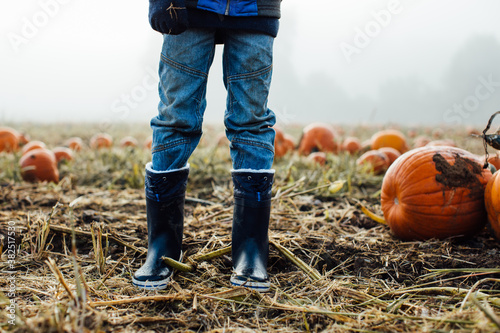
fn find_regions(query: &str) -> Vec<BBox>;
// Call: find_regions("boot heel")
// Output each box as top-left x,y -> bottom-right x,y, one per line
132,275 -> 171,290
132,251 -> 184,290
230,275 -> 271,292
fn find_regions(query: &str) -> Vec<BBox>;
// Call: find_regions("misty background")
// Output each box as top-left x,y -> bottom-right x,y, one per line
1,0 -> 500,128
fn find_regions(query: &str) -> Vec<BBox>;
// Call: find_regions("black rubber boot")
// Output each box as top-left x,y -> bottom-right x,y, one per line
230,169 -> 274,292
132,162 -> 189,290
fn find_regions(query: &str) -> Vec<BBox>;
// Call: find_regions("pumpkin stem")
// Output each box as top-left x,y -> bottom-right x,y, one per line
480,111 -> 500,169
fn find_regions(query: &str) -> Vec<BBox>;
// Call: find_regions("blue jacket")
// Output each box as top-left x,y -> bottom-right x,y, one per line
186,0 -> 281,18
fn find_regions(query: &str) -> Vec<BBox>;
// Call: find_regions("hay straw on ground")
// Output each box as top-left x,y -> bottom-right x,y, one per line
1,123 -> 499,332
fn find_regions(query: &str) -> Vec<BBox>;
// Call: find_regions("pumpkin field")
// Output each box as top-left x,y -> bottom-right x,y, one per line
1,121 -> 500,332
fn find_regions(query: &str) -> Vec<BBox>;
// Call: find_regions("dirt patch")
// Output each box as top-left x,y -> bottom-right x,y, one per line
433,152 -> 485,198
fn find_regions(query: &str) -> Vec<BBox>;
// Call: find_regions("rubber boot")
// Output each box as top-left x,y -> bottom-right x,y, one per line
132,162 -> 189,290
230,169 -> 274,292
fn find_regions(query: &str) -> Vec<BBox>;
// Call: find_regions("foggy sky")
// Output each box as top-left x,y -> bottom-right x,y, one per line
1,0 -> 500,128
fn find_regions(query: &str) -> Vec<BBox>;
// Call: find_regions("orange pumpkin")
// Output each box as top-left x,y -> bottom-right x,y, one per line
407,129 -> 418,139
298,123 -> 338,155
431,127 -> 444,139
22,140 -> 47,156
0,127 -> 20,153
485,153 -> 500,170
485,171 -> 500,240
215,132 -> 229,147
341,137 -> 362,155
90,133 -> 113,149
466,126 -> 481,136
381,146 -> 491,241
19,148 -> 59,183
66,137 -> 83,151
307,152 -> 327,165
356,150 -> 390,175
274,127 -> 295,158
371,129 -> 408,153
274,127 -> 287,158
143,136 -> 153,150
413,135 -> 431,148
377,147 -> 401,166
283,134 -> 295,153
120,136 -> 138,148
426,139 -> 456,147
18,132 -> 30,146
52,147 -> 74,163
360,139 -> 372,153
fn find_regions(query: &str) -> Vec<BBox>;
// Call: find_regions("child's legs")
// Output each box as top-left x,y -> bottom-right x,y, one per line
222,30 -> 276,170
151,29 -> 216,171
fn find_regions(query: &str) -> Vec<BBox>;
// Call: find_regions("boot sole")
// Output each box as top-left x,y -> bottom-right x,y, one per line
132,276 -> 171,290
230,275 -> 270,292
132,252 -> 183,290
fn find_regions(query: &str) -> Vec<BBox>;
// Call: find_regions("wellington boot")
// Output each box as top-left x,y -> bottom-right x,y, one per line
230,169 -> 274,292
132,162 -> 189,290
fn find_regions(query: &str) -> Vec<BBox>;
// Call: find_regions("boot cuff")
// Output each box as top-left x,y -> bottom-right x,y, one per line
231,168 -> 275,174
146,162 -> 190,174
231,169 -> 274,202
145,162 -> 189,202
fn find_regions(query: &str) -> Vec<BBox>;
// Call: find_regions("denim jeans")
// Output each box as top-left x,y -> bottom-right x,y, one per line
150,28 -> 276,171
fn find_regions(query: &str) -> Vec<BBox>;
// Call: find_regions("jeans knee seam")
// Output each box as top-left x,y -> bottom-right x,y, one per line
161,54 -> 208,79
227,64 -> 273,82
152,138 -> 190,154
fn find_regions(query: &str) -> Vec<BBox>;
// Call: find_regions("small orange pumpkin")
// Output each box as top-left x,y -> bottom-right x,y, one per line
19,148 -> 59,183
52,147 -> 74,163
425,139 -> 456,147
485,171 -> 500,240
377,147 -> 401,166
90,133 -> 113,149
18,132 -> 30,146
0,127 -> 20,153
360,139 -> 372,153
298,123 -> 338,155
120,136 -> 138,148
307,152 -> 327,165
466,126 -> 481,136
484,153 -> 500,170
274,127 -> 295,158
144,136 -> 153,150
274,127 -> 287,158
431,127 -> 444,139
356,150 -> 390,175
283,134 -> 295,153
407,129 -> 418,139
381,146 -> 491,241
371,129 -> 408,154
66,137 -> 83,151
22,141 -> 47,156
341,137 -> 362,155
413,135 -> 431,148
214,132 -> 229,147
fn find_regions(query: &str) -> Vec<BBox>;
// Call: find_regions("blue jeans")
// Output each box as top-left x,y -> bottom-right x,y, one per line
150,28 -> 276,171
